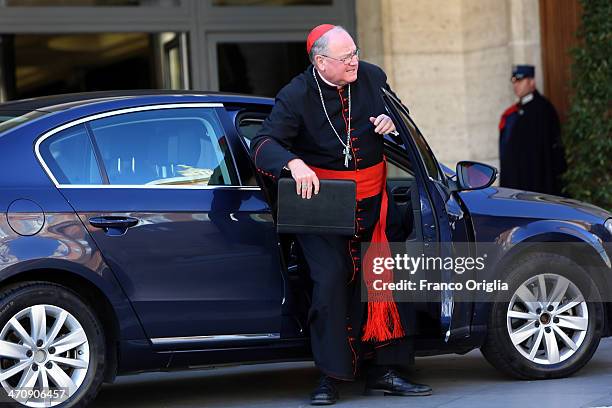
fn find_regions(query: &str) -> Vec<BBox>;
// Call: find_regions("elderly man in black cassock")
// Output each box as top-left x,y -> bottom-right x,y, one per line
250,24 -> 432,405
498,65 -> 567,195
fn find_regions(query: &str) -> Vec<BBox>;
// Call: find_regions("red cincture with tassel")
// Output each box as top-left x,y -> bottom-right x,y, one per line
311,159 -> 405,343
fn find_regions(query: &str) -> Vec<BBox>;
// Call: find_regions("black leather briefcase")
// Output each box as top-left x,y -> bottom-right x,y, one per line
276,178 -> 356,236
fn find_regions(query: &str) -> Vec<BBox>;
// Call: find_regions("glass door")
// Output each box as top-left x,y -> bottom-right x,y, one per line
207,32 -> 310,97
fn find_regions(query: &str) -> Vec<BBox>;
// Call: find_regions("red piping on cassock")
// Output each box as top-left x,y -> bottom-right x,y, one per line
310,160 -> 405,342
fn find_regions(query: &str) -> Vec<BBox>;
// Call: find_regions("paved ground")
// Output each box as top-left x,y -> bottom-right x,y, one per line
92,338 -> 612,408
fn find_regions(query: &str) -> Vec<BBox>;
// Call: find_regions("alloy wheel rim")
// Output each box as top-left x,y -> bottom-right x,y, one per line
0,304 -> 90,407
506,273 -> 588,365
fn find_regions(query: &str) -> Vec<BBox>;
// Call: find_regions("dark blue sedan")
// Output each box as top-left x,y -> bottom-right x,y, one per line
0,90 -> 610,407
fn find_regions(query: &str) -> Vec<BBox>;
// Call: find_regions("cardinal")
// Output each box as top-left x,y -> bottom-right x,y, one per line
250,24 -> 432,405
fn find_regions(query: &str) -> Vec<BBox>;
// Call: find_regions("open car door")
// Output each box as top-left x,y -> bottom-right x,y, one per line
381,88 -> 475,344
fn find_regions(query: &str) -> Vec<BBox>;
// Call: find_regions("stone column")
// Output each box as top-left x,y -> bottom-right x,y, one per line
462,0 -> 513,167
355,0 -> 543,171
509,0 -> 544,90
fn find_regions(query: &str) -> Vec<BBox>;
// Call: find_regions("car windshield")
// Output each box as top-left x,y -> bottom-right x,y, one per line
0,110 -> 47,134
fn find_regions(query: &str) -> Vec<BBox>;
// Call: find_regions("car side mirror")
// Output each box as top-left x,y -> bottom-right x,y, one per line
455,161 -> 497,191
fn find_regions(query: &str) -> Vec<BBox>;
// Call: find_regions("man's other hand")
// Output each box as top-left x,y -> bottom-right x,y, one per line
287,158 -> 320,199
369,114 -> 396,135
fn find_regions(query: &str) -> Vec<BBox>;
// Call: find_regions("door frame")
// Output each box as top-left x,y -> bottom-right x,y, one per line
0,0 -> 356,99
381,88 -> 476,342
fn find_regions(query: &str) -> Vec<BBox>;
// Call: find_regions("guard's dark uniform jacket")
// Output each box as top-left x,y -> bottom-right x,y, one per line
499,90 -> 567,195
250,61 -> 415,380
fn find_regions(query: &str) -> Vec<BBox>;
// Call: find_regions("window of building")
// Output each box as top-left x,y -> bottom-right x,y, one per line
217,41 -> 309,97
0,0 -> 355,102
0,32 -> 189,101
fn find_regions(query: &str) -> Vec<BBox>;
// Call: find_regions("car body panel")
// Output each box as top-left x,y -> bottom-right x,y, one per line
65,187 -> 283,341
458,187 -> 610,267
454,187 -> 612,342
0,90 -> 610,379
0,212 -> 147,340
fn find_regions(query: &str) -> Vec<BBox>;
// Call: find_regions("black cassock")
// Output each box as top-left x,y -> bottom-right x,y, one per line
250,61 -> 415,380
499,90 -> 567,195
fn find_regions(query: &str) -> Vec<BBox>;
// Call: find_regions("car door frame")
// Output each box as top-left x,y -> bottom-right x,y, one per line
381,88 -> 476,343
34,102 -> 287,350
215,103 -> 312,342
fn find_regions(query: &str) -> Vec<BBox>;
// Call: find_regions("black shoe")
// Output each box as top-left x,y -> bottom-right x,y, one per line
311,375 -> 339,405
365,368 -> 432,396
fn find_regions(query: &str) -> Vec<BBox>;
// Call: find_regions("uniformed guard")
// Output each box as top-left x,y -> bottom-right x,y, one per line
250,24 -> 432,405
498,64 -> 567,195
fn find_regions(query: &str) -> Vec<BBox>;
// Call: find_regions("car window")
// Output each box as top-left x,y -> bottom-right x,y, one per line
399,110 -> 443,181
383,94 -> 444,182
39,124 -> 103,185
237,117 -> 264,149
387,159 -> 415,181
235,112 -> 270,187
384,140 -> 415,181
89,108 -> 238,186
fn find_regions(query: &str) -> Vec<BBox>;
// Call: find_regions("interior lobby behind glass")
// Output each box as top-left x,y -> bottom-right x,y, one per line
217,41 -> 309,98
0,32 -> 188,101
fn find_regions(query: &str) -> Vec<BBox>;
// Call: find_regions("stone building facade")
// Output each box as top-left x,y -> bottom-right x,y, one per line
357,0 -> 544,168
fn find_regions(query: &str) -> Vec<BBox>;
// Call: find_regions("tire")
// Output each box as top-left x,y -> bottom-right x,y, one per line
0,281 -> 105,407
480,252 -> 604,380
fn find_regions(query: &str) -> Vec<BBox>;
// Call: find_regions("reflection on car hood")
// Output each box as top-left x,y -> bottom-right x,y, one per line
459,186 -> 611,222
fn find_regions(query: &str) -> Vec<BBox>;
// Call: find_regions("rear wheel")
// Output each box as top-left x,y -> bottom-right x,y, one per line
0,282 -> 105,407
481,252 -> 604,379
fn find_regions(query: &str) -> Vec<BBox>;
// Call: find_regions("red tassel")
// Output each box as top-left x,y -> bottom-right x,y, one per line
362,301 -> 405,342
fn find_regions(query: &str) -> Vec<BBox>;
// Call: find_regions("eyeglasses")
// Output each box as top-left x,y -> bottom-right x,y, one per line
321,48 -> 360,65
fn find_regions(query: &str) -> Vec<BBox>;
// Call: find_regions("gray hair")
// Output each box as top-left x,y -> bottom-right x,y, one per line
308,26 -> 349,64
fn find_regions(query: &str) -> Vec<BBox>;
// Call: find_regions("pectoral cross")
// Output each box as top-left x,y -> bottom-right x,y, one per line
343,147 -> 352,168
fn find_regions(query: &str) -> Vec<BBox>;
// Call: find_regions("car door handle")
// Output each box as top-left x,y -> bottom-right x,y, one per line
391,186 -> 411,203
88,216 -> 139,230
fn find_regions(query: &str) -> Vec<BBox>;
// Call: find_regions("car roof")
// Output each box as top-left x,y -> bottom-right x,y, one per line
0,90 -> 274,113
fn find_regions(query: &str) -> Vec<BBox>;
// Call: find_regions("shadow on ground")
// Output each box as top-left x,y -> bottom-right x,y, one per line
92,338 -> 612,408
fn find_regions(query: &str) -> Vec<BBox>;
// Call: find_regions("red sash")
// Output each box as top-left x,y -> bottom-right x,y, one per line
310,160 -> 405,343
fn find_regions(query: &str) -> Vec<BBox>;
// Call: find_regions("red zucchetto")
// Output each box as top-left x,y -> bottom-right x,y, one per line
306,24 -> 336,54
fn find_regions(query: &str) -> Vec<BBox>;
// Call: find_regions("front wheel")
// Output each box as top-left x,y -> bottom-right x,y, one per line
0,282 -> 105,407
481,252 -> 604,379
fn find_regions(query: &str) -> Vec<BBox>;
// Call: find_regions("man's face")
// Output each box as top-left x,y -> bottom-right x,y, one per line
315,30 -> 359,86
512,77 -> 535,98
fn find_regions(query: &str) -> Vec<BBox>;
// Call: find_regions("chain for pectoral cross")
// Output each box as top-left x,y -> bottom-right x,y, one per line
313,67 -> 353,168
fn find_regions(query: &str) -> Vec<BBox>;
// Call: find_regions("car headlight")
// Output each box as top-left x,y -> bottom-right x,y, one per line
605,218 -> 612,237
